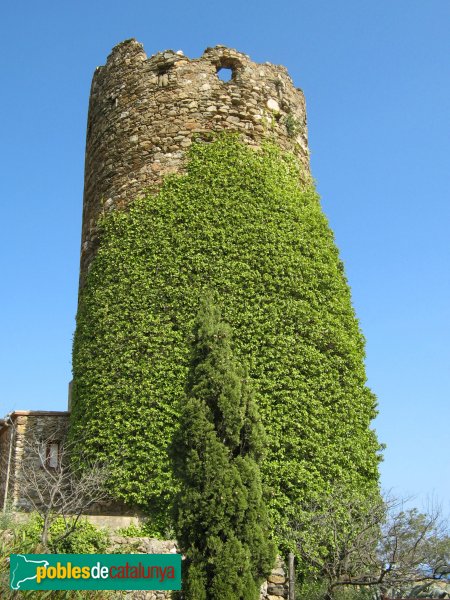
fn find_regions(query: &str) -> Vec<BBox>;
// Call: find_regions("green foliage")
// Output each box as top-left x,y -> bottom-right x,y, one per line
115,522 -> 147,537
172,296 -> 276,599
287,485 -> 385,581
296,577 -> 377,600
51,519 -> 109,554
290,492 -> 450,599
115,520 -> 173,539
295,578 -> 329,600
0,514 -> 112,599
283,113 -> 301,138
70,134 -> 381,543
0,503 -> 15,531
19,514 -> 109,554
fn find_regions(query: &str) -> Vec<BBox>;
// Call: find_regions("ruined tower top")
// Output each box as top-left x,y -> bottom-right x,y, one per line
80,39 -> 310,288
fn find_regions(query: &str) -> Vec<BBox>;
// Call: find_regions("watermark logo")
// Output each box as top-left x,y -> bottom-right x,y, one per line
10,554 -> 181,591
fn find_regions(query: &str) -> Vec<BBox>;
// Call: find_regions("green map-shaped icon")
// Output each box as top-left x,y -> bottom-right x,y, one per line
10,554 -> 49,590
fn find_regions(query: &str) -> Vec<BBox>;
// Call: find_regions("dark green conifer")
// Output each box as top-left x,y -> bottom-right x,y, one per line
172,296 -> 275,600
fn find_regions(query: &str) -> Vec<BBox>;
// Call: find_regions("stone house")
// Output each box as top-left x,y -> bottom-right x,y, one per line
0,410 -> 70,512
0,408 -> 141,529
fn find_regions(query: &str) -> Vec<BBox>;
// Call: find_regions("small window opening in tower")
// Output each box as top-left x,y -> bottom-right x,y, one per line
217,67 -> 233,82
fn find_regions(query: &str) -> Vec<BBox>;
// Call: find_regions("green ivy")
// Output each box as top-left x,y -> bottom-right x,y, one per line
70,134 -> 381,542
283,113 -> 301,138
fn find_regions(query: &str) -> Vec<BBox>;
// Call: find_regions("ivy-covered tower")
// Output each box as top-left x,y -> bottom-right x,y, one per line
71,40 -> 380,539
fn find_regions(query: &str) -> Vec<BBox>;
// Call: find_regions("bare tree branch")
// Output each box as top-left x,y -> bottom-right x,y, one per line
14,426 -> 111,551
285,487 -> 450,599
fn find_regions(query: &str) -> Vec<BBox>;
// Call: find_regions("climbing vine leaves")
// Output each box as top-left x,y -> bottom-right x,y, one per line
70,135 -> 381,539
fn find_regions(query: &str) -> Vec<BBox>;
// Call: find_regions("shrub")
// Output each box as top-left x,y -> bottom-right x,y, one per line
17,513 -> 109,554
0,514 -> 111,599
0,502 -> 15,531
115,522 -> 146,537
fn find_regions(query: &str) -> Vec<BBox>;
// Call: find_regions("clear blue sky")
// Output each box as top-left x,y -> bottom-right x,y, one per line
1,1 -> 449,513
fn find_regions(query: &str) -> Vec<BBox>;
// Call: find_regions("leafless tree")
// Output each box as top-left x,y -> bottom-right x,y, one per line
17,429 -> 111,551
286,488 -> 450,600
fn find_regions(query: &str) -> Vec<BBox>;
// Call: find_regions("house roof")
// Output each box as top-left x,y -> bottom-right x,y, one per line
0,410 -> 70,432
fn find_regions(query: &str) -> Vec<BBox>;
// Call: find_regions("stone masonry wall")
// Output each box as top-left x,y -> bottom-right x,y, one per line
0,421 -> 13,508
0,412 -> 70,511
0,411 -> 139,517
80,39 -> 310,290
9,412 -> 70,511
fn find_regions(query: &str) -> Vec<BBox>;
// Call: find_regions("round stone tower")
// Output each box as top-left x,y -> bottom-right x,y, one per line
80,39 -> 310,289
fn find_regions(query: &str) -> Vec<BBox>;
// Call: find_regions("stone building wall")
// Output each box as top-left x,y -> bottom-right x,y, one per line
80,39 -> 310,289
0,411 -> 69,510
0,411 -> 140,523
0,417 -> 13,508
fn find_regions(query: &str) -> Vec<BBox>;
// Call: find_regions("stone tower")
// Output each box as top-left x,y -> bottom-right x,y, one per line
79,39 -> 309,289
72,42 -> 381,580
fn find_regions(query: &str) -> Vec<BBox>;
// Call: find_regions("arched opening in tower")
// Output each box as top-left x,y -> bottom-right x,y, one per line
216,66 -> 233,82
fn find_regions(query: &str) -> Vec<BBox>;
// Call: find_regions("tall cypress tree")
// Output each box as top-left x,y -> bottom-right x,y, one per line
172,295 -> 275,600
